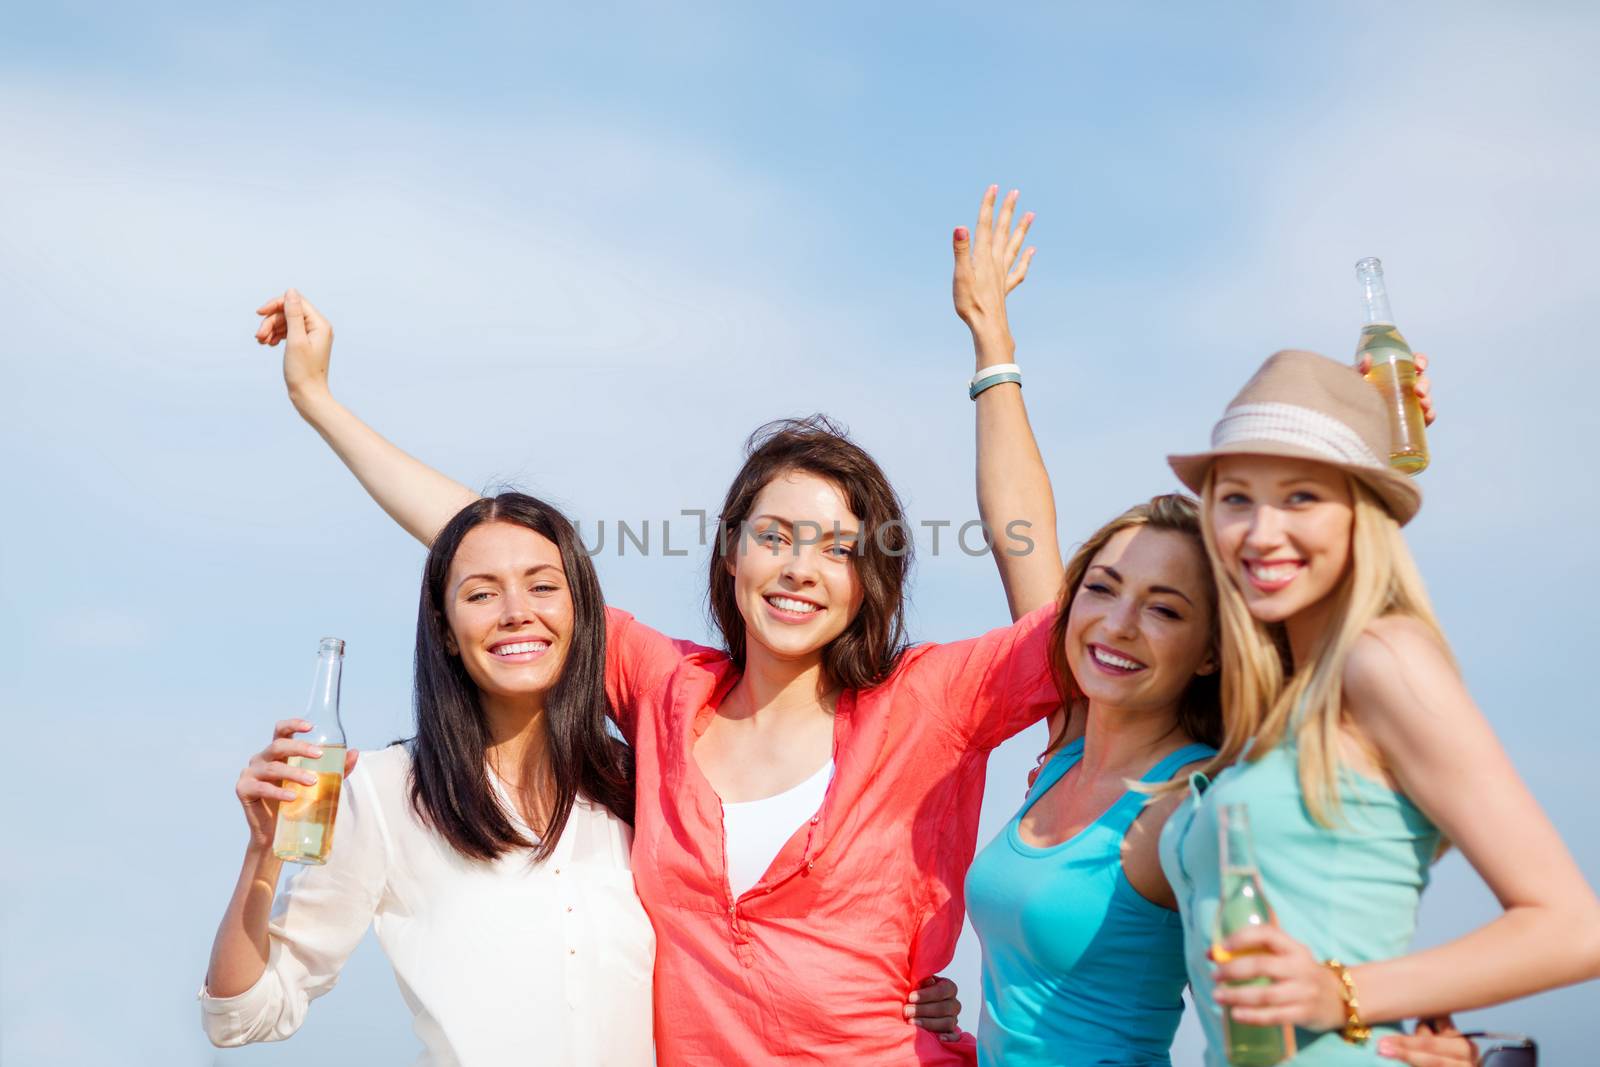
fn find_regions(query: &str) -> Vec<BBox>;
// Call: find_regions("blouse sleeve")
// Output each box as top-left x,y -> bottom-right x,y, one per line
907,602 -> 1061,753
604,606 -> 705,742
198,759 -> 390,1046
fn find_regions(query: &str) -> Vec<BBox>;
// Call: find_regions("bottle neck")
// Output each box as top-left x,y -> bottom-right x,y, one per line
1357,262 -> 1395,326
306,652 -> 346,744
1219,805 -> 1259,871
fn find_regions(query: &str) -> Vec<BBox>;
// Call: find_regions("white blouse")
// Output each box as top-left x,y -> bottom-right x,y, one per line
199,744 -> 654,1066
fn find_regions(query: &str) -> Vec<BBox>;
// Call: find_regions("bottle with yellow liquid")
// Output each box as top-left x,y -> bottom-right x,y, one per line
272,637 -> 347,865
1213,804 -> 1294,1066
1354,257 -> 1429,473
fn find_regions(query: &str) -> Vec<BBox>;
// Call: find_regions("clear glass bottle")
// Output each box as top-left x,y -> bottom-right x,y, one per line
1213,804 -> 1294,1065
1354,257 -> 1429,473
272,637 -> 347,865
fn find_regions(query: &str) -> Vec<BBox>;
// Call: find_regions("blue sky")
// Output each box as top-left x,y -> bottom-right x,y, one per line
3,3 -> 1597,1062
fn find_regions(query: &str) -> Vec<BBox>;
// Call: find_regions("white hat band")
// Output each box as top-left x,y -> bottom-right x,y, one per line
1211,402 -> 1385,469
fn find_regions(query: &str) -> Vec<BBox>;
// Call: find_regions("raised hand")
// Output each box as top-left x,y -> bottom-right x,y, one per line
254,289 -> 335,406
236,719 -> 359,852
952,185 -> 1036,364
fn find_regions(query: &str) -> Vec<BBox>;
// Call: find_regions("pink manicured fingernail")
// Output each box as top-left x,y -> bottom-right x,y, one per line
954,227 -> 968,241
1377,1038 -> 1396,1057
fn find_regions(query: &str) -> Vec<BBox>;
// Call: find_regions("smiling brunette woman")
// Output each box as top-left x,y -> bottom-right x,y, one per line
201,494 -> 653,1065
1159,351 -> 1600,1064
245,291 -> 1031,1062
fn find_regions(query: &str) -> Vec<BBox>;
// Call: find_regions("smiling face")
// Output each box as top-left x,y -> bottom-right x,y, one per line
1063,524 -> 1216,717
726,470 -> 865,668
442,521 -> 573,705
1209,455 -> 1355,627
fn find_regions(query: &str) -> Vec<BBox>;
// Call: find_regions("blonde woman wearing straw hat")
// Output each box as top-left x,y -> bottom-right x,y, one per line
950,186 -> 1471,1067
1158,349 -> 1600,1063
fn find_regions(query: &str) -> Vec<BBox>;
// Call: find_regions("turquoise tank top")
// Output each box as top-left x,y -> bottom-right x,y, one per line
966,738 -> 1217,1067
1158,735 -> 1440,1065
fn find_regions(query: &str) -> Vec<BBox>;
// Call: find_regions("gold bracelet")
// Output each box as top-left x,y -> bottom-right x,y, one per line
1321,958 -> 1371,1044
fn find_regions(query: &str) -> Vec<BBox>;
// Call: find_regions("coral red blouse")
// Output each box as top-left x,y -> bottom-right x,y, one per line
604,604 -> 1058,1065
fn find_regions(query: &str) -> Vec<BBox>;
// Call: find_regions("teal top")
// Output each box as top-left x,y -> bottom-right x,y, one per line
1158,733 -> 1441,1065
966,738 -> 1217,1067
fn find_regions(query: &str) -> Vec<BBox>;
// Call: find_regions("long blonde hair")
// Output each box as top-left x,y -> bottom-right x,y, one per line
1194,469 -> 1454,826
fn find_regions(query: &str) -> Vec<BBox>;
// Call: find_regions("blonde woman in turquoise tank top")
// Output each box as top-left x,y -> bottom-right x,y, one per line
1158,349 -> 1600,1063
949,186 -> 1468,1066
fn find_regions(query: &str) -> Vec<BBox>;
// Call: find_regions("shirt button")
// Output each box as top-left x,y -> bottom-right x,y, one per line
566,905 -> 574,913
554,868 -> 561,875
569,948 -> 576,956
809,816 -> 818,825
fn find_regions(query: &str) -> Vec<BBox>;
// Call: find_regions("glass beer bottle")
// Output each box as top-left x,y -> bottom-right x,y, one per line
272,637 -> 347,865
1213,804 -> 1294,1066
1354,257 -> 1429,473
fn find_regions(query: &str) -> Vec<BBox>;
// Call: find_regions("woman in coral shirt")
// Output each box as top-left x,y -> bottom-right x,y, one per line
249,289 -> 1048,1062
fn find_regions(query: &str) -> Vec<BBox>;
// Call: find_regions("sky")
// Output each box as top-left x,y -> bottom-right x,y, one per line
3,2 -> 1598,1062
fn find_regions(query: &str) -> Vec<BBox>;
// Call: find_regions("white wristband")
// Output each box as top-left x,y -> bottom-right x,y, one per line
968,363 -> 1021,388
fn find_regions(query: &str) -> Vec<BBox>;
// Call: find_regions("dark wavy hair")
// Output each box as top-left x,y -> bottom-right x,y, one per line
707,415 -> 912,690
409,493 -> 634,863
1045,493 -> 1222,754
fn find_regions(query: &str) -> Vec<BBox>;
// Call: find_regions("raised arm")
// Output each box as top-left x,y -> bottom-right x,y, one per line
952,187 -> 1063,621
255,290 -> 479,546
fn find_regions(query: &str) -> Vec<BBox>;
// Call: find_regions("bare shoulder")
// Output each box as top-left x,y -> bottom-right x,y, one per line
1343,616 -> 1470,743
1124,755 -> 1211,911
1130,755 -> 1211,840
1345,616 -> 1453,697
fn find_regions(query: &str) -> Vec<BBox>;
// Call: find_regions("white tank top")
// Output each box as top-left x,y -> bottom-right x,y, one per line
720,759 -> 835,898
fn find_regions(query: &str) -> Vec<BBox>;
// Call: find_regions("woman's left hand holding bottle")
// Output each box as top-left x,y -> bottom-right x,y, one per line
236,719 -> 360,852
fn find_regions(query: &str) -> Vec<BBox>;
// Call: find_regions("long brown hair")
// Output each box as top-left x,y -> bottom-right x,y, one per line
1043,493 -> 1222,757
410,493 -> 634,863
707,415 -> 912,690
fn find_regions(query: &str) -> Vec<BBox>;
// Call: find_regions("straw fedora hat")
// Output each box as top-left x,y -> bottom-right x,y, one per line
1167,349 -> 1422,525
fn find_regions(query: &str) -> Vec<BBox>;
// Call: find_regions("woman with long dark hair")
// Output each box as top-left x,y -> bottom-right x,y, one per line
201,493 -> 653,1064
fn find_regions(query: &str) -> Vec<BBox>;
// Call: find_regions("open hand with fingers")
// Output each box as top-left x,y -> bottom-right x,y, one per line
952,184 -> 1036,363
236,719 -> 360,852
254,289 -> 335,409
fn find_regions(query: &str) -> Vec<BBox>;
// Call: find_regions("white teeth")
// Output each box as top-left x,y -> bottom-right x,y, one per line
1248,561 -> 1300,583
493,641 -> 549,656
766,595 -> 820,615
1092,647 -> 1144,671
